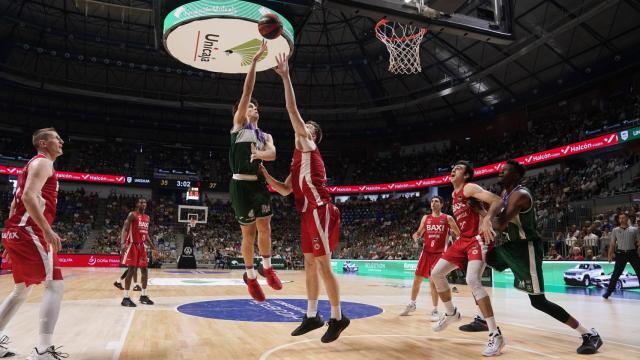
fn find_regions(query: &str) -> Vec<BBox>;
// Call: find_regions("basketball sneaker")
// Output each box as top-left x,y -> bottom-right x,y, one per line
26,346 -> 68,360
133,284 -> 142,291
482,328 -> 505,357
430,309 -> 439,322
577,329 -> 603,354
139,295 -> 154,305
399,302 -> 416,316
321,313 -> 350,343
291,314 -> 325,336
243,272 -> 265,302
113,281 -> 124,290
432,308 -> 461,332
459,315 -> 489,332
121,297 -> 137,307
258,265 -> 283,290
0,335 -> 15,358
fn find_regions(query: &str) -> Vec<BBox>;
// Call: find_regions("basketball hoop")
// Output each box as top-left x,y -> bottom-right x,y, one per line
375,19 -> 427,75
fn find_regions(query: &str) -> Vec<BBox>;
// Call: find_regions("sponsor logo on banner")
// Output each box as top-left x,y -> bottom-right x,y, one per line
176,299 -> 383,322
403,262 -> 417,271
621,131 -> 629,141
55,254 -> 120,267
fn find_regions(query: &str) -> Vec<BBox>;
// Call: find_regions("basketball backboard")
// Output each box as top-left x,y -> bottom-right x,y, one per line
322,0 -> 515,45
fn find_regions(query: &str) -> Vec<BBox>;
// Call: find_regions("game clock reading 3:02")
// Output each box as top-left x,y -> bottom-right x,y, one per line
153,179 -> 216,190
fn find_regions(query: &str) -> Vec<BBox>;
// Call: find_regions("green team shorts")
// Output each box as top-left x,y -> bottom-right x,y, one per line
229,179 -> 272,225
486,240 -> 545,294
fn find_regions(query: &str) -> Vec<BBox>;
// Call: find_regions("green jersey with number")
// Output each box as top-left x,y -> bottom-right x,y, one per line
229,125 -> 266,176
503,186 -> 541,242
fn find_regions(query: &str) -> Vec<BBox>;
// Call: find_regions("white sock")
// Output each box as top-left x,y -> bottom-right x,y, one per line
575,324 -> 590,335
443,301 -> 455,315
37,334 -> 52,352
331,305 -> 342,320
246,268 -> 257,279
142,288 -> 147,296
38,281 -> 63,352
485,316 -> 498,333
124,290 -> 130,298
262,257 -> 272,269
115,279 -> 121,284
432,307 -> 438,313
307,300 -> 318,318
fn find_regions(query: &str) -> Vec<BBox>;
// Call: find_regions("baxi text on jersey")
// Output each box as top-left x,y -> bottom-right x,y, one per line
426,224 -> 445,232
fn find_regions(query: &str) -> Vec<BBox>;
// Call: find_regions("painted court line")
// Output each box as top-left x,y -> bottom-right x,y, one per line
258,334 -> 559,360
110,309 -> 136,360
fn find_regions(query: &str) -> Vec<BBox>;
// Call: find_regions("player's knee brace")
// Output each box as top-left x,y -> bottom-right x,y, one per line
465,274 -> 488,300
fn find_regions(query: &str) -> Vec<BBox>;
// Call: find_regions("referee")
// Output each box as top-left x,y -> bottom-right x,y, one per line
603,213 -> 640,299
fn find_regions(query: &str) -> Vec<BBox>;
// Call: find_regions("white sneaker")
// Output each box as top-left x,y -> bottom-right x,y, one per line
432,308 -> 461,331
400,302 -> 416,316
26,345 -> 68,360
0,335 -> 15,358
430,309 -> 439,322
482,328 -> 505,357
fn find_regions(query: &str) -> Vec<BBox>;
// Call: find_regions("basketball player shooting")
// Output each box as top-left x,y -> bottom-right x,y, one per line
258,53 -> 350,343
229,40 -> 282,302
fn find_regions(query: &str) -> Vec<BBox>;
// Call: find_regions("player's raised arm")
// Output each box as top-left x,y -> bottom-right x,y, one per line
21,158 -> 61,251
463,183 -> 502,242
233,40 -> 268,130
273,53 -> 311,139
258,164 -> 292,196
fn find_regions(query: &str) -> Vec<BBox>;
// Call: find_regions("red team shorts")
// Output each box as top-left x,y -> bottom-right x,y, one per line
1,226 -> 63,286
440,235 -> 494,270
122,242 -> 148,268
300,203 -> 340,257
415,251 -> 443,278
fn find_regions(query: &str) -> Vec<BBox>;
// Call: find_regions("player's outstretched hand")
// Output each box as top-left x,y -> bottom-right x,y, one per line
252,39 -> 268,63
273,53 -> 289,78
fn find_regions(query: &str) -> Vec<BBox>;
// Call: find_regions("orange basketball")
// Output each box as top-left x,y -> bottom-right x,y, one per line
258,13 -> 283,40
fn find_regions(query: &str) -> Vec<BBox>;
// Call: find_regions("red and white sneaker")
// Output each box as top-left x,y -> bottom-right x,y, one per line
243,272 -> 266,302
258,265 -> 283,290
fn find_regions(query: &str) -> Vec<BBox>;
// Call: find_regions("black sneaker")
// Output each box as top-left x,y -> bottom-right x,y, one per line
291,314 -> 325,336
121,297 -> 137,307
459,315 -> 488,332
577,329 -> 603,354
133,285 -> 142,291
139,295 -> 154,305
321,313 -> 350,343
113,281 -> 124,290
28,345 -> 68,359
602,292 -> 611,299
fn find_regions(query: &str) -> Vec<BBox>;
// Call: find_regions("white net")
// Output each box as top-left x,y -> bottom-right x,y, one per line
375,19 -> 427,75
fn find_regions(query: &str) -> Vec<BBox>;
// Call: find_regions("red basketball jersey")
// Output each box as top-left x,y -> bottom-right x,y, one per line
290,148 -> 331,213
128,212 -> 150,244
5,154 -> 58,230
422,213 -> 450,253
451,184 -> 481,238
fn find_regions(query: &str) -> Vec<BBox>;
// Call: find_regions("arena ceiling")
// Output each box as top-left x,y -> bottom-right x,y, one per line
0,0 -> 639,135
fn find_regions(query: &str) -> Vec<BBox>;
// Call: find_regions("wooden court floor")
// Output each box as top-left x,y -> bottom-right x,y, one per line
0,268 -> 638,359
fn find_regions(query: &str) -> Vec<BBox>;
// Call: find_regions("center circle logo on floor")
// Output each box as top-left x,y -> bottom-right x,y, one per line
177,299 -> 383,322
